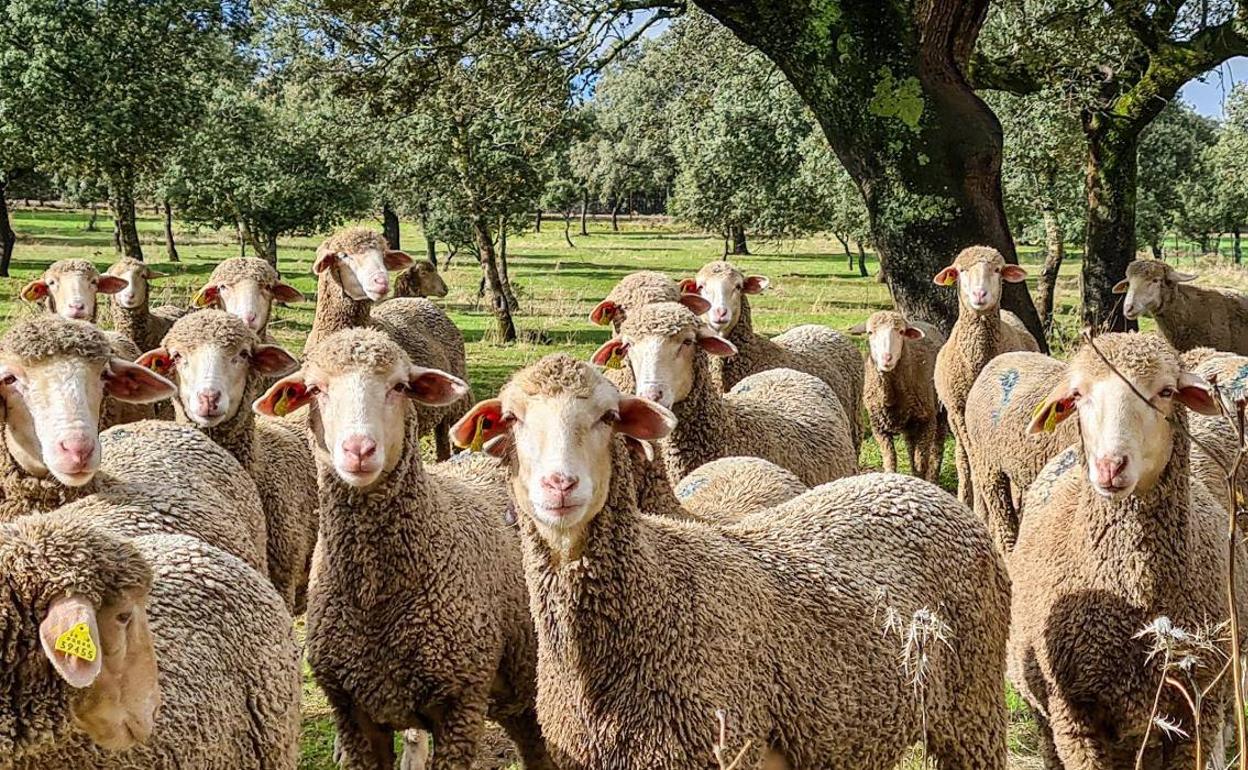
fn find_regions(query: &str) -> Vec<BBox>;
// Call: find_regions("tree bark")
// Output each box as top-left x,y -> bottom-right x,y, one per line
497,215 -> 519,311
1235,226 -> 1242,265
1035,208 -> 1065,333
610,198 -> 620,232
563,212 -> 575,248
244,225 -> 278,266
856,242 -> 869,277
109,187 -> 143,260
425,235 -> 437,267
237,220 -> 247,258
580,193 -> 589,236
162,200 -> 180,262
534,209 -> 542,233
693,0 -> 1045,348
0,179 -> 15,278
472,216 -> 517,342
382,202 -> 401,250
86,203 -> 99,232
112,221 -> 121,254
1081,118 -> 1139,332
729,224 -> 749,255
836,233 -> 853,269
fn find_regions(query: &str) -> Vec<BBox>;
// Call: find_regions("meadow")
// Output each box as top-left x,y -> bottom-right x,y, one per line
10,205 -> 1232,769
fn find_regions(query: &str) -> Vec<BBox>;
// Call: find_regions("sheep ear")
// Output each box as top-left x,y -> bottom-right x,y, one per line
97,276 -> 128,295
271,282 -> 303,304
383,250 -> 414,271
677,278 -> 698,294
1172,271 -> 1197,283
742,275 -> 769,294
450,399 -> 512,451
21,280 -> 48,302
591,339 -> 629,368
313,248 -> 341,275
589,300 -> 619,326
933,267 -> 958,286
678,293 -> 711,315
40,596 -> 102,689
251,345 -> 299,377
695,327 -> 737,358
135,348 -> 175,377
1001,265 -> 1028,283
1028,380 -> 1077,434
848,322 -> 867,335
616,395 -> 676,441
104,360 -> 177,403
191,284 -> 220,308
403,366 -> 469,407
1177,372 -> 1220,415
1112,279 -> 1130,295
901,326 -> 925,340
254,376 -> 314,417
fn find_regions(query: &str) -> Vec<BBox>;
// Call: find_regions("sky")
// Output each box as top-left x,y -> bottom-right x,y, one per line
1180,57 -> 1246,117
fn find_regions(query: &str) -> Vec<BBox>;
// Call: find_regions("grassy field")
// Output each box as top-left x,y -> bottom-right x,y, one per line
11,206 -> 1238,769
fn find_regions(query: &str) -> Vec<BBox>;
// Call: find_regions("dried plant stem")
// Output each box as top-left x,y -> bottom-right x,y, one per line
1136,647 -> 1173,770
713,710 -> 751,770
1164,677 -> 1201,770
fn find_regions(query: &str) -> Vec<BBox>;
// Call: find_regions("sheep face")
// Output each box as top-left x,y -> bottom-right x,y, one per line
852,312 -> 924,373
1030,334 -> 1218,498
23,263 -> 127,321
594,323 -> 736,408
41,592 -> 161,751
1113,261 -> 1196,320
141,338 -> 297,427
0,353 -> 174,485
682,262 -> 768,335
107,261 -> 166,311
409,263 -> 449,298
933,247 -> 1027,313
314,245 -> 413,302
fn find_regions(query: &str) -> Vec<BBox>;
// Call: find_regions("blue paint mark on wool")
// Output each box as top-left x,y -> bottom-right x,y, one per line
991,368 -> 1020,425
676,476 -> 707,500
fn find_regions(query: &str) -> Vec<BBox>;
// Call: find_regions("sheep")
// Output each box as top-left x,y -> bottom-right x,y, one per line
590,271 -> 709,332
0,512 -> 300,769
451,353 -> 1010,770
933,245 -> 1040,507
21,259 -> 127,322
105,257 -> 187,353
1009,332 -> 1246,768
592,301 -> 857,488
850,311 -> 947,482
253,327 -> 553,770
393,260 -> 450,298
962,352 -> 1077,553
1178,347 -> 1248,514
1115,259 -> 1248,354
137,310 -> 315,612
100,330 -> 164,426
671,456 -> 807,523
308,226 -> 471,460
191,256 -> 304,337
0,317 -> 270,574
680,261 -> 864,452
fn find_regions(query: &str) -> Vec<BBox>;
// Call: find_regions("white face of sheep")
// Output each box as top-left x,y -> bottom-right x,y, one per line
450,378 -> 676,538
255,359 -> 468,489
40,592 -> 161,751
0,353 -> 175,485
854,318 -> 924,373
138,342 -> 298,427
592,326 -> 737,409
314,247 -> 414,302
23,270 -> 128,321
196,278 -> 304,333
1113,269 -> 1195,321
682,272 -> 768,335
1030,361 -> 1218,498
934,260 -> 1027,313
110,266 -> 151,310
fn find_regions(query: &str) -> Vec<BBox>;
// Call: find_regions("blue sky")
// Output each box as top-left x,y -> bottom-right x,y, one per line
1180,57 -> 1245,117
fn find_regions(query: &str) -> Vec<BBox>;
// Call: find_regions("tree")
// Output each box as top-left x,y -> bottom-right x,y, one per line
793,130 -> 872,276
1209,85 -> 1248,263
1136,101 -> 1219,257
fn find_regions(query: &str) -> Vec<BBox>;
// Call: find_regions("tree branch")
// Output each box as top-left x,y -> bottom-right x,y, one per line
967,52 -> 1044,94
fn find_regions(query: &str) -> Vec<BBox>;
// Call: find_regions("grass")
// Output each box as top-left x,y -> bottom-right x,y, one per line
9,205 -> 1239,769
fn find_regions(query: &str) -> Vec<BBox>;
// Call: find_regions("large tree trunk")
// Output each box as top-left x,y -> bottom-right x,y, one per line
0,179 -> 15,278
694,0 -> 1045,349
856,242 -> 870,277
245,225 -> 278,267
580,193 -> 589,236
1081,118 -> 1139,333
162,200 -> 180,263
472,216 -> 517,342
109,186 -> 143,260
86,203 -> 99,232
237,220 -> 247,258
497,215 -> 519,311
1035,208 -> 1065,333
729,224 -> 749,255
382,202 -> 401,250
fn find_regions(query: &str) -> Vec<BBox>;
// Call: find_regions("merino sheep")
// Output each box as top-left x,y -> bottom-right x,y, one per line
308,226 -> 471,460
680,261 -> 864,451
933,245 -> 1040,506
0,513 -> 300,769
1009,332 -> 1245,768
672,456 -> 807,523
851,311 -> 946,481
105,257 -> 186,353
1178,347 -> 1248,514
393,260 -> 450,298
452,354 -> 1009,770
1115,259 -> 1248,353
590,271 -> 710,332
192,256 -> 304,337
138,310 -> 315,611
254,327 -> 553,770
21,259 -> 127,322
592,301 -> 856,487
963,352 -> 1077,553
100,330 -> 164,426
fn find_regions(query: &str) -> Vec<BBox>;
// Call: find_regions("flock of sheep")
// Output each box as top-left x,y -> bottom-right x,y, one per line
1,227 -> 1247,770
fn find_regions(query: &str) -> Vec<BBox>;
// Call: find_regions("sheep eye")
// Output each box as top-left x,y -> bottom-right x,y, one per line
116,611 -> 133,626
0,374 -> 16,386
681,339 -> 694,347
602,410 -> 619,424
1159,387 -> 1176,399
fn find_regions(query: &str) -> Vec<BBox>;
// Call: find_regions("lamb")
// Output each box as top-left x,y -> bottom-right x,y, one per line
393,260 -> 449,298
850,310 -> 946,482
191,256 -> 304,336
451,354 -> 1009,769
0,512 -> 300,769
962,352 -> 1077,553
254,327 -> 553,769
308,226 -> 471,460
933,245 -> 1040,506
680,261 -> 864,451
21,259 -> 127,322
138,310 -> 315,612
593,301 -> 857,487
1009,332 -> 1245,767
0,317 -> 269,574
1115,259 -> 1248,354
105,257 -> 187,353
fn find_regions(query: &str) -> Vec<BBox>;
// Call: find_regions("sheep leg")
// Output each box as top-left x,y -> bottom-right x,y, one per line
400,729 -> 432,770
876,430 -> 898,474
429,700 -> 488,770
1029,706 -> 1062,770
950,413 -> 974,506
496,706 -> 556,770
435,421 -> 452,462
909,422 -> 938,482
332,703 -> 396,769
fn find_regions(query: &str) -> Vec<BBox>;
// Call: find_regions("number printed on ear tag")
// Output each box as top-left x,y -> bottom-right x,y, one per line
55,622 -> 97,662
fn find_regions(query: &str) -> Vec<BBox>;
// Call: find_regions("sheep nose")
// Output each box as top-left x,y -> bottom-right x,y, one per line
196,389 -> 222,416
880,352 -> 893,365
971,289 -> 988,304
1094,455 -> 1128,487
243,312 -> 259,328
341,435 -> 378,472
540,473 -> 578,494
370,274 -> 390,294
638,384 -> 665,404
56,434 -> 95,471
711,307 -> 729,323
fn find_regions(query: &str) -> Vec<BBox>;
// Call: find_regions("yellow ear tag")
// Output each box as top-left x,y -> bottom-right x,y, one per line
191,287 -> 212,308
469,418 -> 486,453
1033,398 -> 1070,433
605,349 -> 623,370
55,622 -> 97,663
273,388 -> 295,417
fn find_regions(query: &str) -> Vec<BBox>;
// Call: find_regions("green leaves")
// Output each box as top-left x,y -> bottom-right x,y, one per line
867,68 -> 924,131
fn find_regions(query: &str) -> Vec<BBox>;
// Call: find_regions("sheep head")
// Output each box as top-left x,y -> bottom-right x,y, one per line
22,260 -> 127,322
313,227 -> 412,302
850,311 -> 925,373
932,246 -> 1026,314
106,258 -> 167,311
1113,259 -> 1197,321
590,270 -> 709,331
679,261 -> 767,336
193,257 -> 303,333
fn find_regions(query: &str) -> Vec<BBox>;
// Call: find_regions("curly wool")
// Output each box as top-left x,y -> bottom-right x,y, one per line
1125,259 -> 1248,354
1173,349 -> 1248,513
393,262 -> 448,299
43,259 -> 100,280
162,309 -> 257,354
106,260 -> 182,370
306,326 -> 407,374
0,317 -> 112,364
673,456 -> 806,524
316,227 -> 388,260
600,272 -> 681,331
207,257 -> 280,287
